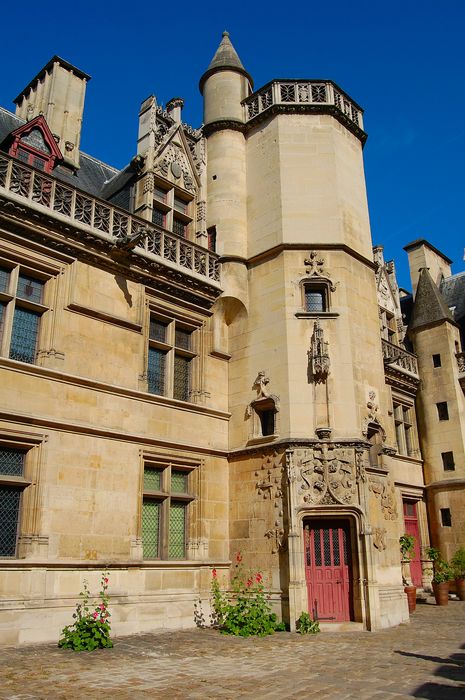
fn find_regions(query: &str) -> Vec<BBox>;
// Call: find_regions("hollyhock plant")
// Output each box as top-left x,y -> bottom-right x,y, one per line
210,554 -> 286,636
58,571 -> 113,651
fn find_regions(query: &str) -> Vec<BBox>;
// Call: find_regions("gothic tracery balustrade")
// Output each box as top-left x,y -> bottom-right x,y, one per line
0,153 -> 220,284
243,80 -> 363,131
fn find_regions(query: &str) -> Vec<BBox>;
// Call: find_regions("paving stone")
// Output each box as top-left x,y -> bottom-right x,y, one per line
0,604 -> 464,699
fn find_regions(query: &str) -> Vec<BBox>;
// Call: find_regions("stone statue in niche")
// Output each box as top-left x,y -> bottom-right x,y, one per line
308,319 -> 330,383
253,370 -> 270,398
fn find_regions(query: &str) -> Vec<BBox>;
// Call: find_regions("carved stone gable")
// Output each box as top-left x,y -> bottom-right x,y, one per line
376,267 -> 397,315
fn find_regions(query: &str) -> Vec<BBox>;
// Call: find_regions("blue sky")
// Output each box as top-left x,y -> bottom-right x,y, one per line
1,0 -> 464,289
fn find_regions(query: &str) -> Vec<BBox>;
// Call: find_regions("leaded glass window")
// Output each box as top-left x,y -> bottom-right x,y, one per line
17,275 -> 43,303
142,462 -> 194,560
150,319 -> 168,343
175,327 -> 191,350
148,347 -> 166,395
305,288 -> 325,312
173,355 -> 191,401
0,267 -> 10,293
173,217 -> 187,238
171,470 -> 188,493
147,315 -> 196,402
168,503 -> 186,558
0,448 -> 24,477
0,448 -> 26,557
0,264 -> 48,365
10,308 -> 40,363
142,500 -> 160,558
152,207 -> 166,228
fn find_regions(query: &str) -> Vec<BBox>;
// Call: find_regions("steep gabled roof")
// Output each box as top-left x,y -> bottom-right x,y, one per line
409,267 -> 455,331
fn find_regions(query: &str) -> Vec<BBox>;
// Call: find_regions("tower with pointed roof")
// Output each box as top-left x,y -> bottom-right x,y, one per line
200,33 -> 414,630
404,241 -> 465,559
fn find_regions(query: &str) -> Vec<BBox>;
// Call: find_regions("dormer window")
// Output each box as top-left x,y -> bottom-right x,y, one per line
8,115 -> 62,174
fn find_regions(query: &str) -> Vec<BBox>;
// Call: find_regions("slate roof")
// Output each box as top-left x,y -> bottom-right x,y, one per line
0,106 -> 120,199
408,267 -> 455,332
440,271 -> 465,323
199,32 -> 253,92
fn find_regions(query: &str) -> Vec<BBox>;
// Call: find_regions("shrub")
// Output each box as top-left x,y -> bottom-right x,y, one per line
59,572 -> 113,651
296,611 -> 320,634
451,547 -> 465,579
210,553 -> 283,637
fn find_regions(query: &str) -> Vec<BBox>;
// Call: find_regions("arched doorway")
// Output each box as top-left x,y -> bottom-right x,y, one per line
303,518 -> 354,622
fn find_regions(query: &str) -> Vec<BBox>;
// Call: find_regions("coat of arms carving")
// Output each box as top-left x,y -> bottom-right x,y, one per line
295,445 -> 357,505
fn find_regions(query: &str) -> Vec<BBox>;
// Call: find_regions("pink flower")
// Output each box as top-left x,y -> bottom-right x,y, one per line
100,603 -> 106,610
92,612 -> 98,619
256,573 -> 263,583
212,568 -> 217,578
103,577 -> 109,584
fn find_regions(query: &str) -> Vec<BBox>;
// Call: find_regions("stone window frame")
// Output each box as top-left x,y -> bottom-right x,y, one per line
152,177 -> 193,240
440,507 -> 452,527
248,395 -> 280,443
295,277 -> 338,319
139,454 -> 198,561
441,451 -> 455,471
0,432 -> 45,559
393,400 -> 420,458
0,255 -> 60,366
436,402 -> 449,421
142,299 -> 204,403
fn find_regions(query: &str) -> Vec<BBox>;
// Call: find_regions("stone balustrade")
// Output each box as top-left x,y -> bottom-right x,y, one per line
0,153 -> 220,284
382,339 -> 419,377
243,80 -> 364,131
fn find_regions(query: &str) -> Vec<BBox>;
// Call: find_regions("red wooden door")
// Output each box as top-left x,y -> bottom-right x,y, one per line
403,501 -> 422,586
304,521 -> 352,622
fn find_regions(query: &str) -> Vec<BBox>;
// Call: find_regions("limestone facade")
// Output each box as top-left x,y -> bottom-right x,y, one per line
0,35 -> 463,645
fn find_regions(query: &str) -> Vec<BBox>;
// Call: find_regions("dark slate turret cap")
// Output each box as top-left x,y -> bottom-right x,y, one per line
409,267 -> 455,331
199,31 -> 253,93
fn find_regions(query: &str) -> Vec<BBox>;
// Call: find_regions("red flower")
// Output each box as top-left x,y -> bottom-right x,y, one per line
256,573 -> 263,583
103,577 -> 109,584
212,568 -> 217,578
247,578 -> 252,587
236,552 -> 243,563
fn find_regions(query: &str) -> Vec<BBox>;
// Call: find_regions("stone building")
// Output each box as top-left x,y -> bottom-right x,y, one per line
0,35 -> 463,645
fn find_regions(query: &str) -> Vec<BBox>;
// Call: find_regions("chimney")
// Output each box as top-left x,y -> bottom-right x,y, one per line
14,56 -> 90,169
166,97 -> 184,124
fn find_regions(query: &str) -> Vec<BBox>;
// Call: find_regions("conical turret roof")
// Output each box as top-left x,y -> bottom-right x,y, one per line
199,32 -> 253,93
409,267 -> 455,332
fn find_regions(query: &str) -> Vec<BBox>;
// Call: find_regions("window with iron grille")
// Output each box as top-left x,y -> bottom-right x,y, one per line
0,264 -> 48,364
0,447 -> 27,557
141,461 -> 194,559
147,314 -> 195,401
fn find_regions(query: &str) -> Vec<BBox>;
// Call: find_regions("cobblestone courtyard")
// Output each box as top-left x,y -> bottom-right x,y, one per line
1,602 -> 464,699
